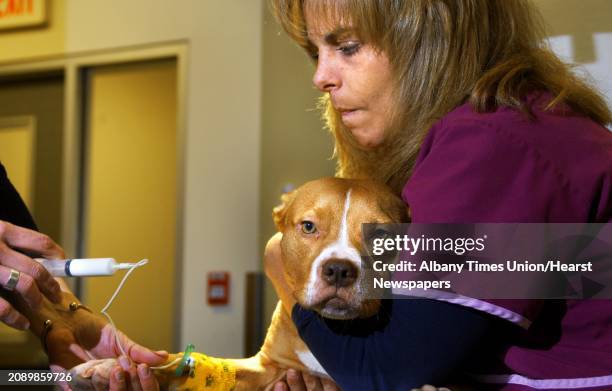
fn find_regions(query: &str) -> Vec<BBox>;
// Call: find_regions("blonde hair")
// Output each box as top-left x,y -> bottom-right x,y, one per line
272,0 -> 612,193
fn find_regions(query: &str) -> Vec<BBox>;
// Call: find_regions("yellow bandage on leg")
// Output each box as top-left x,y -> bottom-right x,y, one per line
174,352 -> 236,391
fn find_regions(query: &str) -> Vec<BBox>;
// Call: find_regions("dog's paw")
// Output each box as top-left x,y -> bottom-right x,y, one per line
69,358 -> 117,390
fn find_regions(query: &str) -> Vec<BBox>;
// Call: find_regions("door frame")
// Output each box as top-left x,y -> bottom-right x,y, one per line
0,42 -> 188,351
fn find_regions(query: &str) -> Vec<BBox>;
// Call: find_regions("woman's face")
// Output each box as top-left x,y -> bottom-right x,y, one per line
304,8 -> 395,149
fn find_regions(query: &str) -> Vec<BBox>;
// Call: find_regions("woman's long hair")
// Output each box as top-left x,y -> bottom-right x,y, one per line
272,0 -> 612,193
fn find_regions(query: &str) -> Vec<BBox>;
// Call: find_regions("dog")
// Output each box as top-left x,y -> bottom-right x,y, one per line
69,177 -> 408,390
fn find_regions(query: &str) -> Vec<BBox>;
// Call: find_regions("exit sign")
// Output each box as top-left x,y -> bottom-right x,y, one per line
0,0 -> 47,31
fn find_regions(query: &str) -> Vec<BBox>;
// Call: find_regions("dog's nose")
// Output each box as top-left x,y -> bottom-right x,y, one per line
322,260 -> 358,287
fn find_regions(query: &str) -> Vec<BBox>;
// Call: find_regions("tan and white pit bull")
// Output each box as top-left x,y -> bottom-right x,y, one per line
70,177 -> 408,390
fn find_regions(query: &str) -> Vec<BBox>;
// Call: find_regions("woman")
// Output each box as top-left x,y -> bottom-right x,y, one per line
265,0 -> 612,390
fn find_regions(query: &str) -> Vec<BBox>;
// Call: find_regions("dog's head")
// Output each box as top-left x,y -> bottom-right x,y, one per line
273,177 -> 408,320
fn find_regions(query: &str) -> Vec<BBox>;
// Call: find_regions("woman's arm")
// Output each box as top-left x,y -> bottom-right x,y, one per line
291,299 -> 492,390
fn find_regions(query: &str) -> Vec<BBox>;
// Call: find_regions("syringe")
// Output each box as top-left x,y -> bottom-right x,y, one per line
35,258 -> 143,277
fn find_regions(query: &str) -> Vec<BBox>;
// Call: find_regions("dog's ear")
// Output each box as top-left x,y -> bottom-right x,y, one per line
397,200 -> 411,223
273,190 -> 297,231
382,193 -> 411,223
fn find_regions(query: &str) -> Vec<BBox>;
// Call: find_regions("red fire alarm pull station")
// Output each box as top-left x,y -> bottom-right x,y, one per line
207,271 -> 230,305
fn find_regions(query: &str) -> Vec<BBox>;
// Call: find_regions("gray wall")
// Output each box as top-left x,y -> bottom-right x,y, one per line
260,3 -> 336,321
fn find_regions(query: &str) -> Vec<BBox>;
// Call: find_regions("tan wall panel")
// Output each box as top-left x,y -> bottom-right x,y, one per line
84,60 -> 177,351
0,121 -> 35,208
0,75 -> 64,246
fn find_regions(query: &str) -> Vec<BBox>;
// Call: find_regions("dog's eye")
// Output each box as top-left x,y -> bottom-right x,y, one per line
301,221 -> 317,234
372,228 -> 392,240
368,228 -> 395,247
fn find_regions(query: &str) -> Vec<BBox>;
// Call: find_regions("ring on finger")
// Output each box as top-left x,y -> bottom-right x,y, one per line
40,319 -> 53,353
4,269 -> 20,291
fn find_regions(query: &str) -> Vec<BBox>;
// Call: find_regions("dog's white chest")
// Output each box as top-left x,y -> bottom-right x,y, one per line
295,350 -> 329,378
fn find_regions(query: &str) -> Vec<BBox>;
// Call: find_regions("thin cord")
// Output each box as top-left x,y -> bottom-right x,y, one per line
151,357 -> 183,370
93,258 -> 184,371
99,259 -> 149,357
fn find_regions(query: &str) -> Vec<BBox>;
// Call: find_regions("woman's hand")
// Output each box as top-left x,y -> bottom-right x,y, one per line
273,369 -> 340,391
0,221 -> 63,329
42,303 -> 166,390
9,286 -> 166,390
0,221 -> 163,389
109,360 -> 160,391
